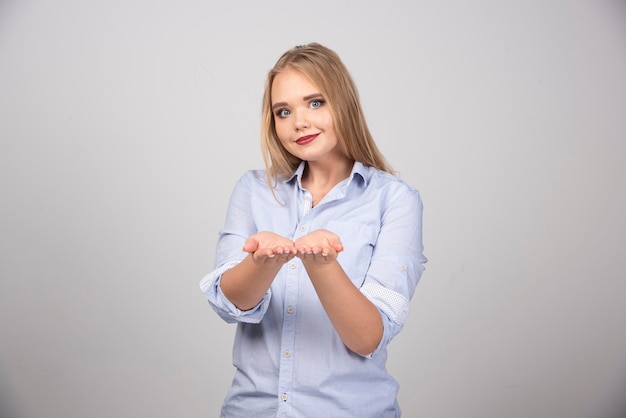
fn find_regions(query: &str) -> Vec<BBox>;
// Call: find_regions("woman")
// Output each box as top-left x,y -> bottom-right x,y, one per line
200,42 -> 426,417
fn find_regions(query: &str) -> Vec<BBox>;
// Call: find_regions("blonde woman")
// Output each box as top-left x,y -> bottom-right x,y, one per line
200,42 -> 426,418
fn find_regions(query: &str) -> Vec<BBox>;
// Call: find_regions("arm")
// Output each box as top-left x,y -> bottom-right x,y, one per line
295,230 -> 383,356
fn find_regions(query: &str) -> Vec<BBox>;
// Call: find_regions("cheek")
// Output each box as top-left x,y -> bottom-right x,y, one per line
318,110 -> 335,132
321,115 -> 337,138
274,121 -> 289,143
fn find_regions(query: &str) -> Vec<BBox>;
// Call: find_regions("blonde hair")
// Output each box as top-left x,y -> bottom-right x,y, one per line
260,42 -> 393,188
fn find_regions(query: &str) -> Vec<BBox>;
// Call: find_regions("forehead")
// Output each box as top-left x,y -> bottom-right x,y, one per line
271,68 -> 320,100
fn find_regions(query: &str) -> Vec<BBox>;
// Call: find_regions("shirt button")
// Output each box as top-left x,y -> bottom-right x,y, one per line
300,225 -> 307,232
287,306 -> 294,314
284,350 -> 291,358
281,393 -> 288,401
289,262 -> 296,269
400,263 -> 407,270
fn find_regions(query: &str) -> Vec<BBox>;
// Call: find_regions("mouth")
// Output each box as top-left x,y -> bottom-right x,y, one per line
295,133 -> 319,145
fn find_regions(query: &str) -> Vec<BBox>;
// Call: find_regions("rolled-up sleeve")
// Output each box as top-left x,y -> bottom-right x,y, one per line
361,186 -> 427,357
199,172 -> 272,324
200,260 -> 271,324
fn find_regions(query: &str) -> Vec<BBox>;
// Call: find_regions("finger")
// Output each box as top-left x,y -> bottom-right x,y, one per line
311,246 -> 323,255
254,247 -> 275,260
275,252 -> 289,262
285,253 -> 296,262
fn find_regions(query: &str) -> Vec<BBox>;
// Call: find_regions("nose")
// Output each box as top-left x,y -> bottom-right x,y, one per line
294,110 -> 310,131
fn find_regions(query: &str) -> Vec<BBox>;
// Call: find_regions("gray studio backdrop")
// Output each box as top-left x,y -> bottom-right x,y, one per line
1,1 -> 625,417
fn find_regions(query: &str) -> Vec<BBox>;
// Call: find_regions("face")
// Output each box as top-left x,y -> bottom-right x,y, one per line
271,68 -> 343,164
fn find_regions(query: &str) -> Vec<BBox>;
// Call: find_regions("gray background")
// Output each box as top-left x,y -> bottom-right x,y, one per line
1,1 -> 625,417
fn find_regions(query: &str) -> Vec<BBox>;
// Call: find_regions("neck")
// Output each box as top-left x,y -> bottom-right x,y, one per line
303,157 -> 353,188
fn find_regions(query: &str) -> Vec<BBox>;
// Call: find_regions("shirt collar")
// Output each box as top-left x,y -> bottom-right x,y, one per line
285,160 -> 368,188
349,161 -> 368,187
284,162 -> 305,186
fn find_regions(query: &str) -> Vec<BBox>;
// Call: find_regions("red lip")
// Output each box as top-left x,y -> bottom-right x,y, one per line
296,133 -> 319,145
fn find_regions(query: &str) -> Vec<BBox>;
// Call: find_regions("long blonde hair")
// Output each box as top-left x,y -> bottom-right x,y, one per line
260,43 -> 393,189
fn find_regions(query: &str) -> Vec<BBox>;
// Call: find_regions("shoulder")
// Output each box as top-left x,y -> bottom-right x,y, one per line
364,166 -> 422,203
233,169 -> 295,202
236,169 -> 270,187
226,170 -> 271,199
361,168 -> 424,224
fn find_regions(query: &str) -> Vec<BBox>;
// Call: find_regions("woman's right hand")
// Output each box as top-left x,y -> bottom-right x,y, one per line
243,232 -> 297,265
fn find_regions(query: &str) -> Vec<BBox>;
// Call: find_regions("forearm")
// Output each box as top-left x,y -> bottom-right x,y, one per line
303,260 -> 383,356
220,255 -> 282,311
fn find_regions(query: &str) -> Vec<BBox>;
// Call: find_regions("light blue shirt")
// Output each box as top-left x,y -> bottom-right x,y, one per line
200,161 -> 426,418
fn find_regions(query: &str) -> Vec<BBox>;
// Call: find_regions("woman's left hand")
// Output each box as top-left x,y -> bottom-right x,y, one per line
294,229 -> 344,263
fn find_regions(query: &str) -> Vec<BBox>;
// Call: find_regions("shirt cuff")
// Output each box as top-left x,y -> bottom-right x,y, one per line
360,282 -> 410,358
360,282 -> 410,326
200,260 -> 271,324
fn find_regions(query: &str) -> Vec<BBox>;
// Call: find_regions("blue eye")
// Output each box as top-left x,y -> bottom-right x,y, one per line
276,109 -> 290,118
310,99 -> 324,109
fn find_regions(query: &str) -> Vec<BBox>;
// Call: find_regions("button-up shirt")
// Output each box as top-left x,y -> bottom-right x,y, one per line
200,161 -> 426,418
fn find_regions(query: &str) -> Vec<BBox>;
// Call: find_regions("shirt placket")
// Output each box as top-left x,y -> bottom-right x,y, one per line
276,256 -> 297,417
276,188 -> 311,417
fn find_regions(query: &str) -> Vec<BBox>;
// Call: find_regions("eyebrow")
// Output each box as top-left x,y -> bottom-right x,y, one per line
272,93 -> 324,111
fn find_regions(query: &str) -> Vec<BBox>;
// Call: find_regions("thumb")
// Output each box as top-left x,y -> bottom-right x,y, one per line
328,237 -> 344,252
243,237 -> 260,253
